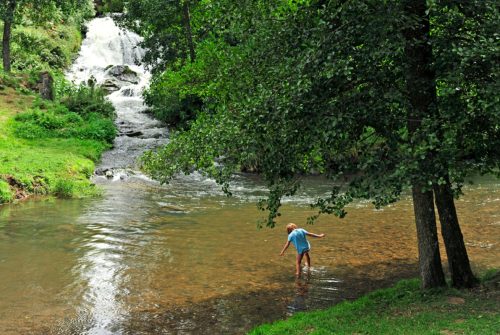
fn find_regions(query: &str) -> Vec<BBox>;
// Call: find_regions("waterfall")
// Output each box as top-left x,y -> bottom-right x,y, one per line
67,16 -> 168,180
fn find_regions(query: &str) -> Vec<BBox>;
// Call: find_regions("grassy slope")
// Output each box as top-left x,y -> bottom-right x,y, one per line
0,85 -> 109,202
249,271 -> 500,335
1,21 -> 83,72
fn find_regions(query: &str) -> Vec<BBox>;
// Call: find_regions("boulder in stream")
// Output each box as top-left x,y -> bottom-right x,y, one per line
102,79 -> 121,94
101,65 -> 140,94
106,65 -> 140,84
121,130 -> 143,137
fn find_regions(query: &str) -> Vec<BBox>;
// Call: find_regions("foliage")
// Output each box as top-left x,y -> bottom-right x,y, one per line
13,98 -> 116,143
141,0 -> 499,227
0,0 -> 94,72
60,84 -> 116,119
143,40 -> 223,128
8,23 -> 82,71
0,180 -> 13,203
120,0 -> 203,128
12,83 -> 116,143
53,179 -> 75,198
120,0 -> 200,73
0,0 -> 94,27
249,273 -> 500,334
95,0 -> 125,14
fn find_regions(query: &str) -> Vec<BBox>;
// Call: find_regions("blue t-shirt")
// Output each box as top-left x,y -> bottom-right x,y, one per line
288,228 -> 310,254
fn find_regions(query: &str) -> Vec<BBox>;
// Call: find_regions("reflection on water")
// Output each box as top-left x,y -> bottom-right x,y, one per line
0,176 -> 499,334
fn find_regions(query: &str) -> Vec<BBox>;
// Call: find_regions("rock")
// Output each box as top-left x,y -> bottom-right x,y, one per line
148,132 -> 164,139
102,79 -> 121,94
37,72 -> 54,100
105,170 -> 114,179
121,88 -> 135,96
122,130 -> 143,137
94,168 -> 106,176
101,65 -> 140,94
105,65 -> 140,84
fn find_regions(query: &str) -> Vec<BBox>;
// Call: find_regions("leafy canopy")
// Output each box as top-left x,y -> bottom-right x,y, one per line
141,0 -> 499,226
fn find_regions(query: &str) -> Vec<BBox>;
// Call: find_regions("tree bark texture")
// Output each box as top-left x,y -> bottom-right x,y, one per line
412,186 -> 447,288
403,0 -> 446,288
434,178 -> 478,288
2,0 -> 16,72
182,1 -> 196,63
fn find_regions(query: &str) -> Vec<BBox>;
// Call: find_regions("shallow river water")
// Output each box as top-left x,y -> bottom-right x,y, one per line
0,175 -> 499,334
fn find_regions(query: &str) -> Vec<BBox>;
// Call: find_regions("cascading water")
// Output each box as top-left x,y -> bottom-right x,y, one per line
64,17 -> 169,334
67,16 -> 168,180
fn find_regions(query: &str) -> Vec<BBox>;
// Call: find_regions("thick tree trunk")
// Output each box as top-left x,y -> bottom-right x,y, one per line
2,0 -> 16,72
182,1 -> 196,63
434,177 -> 478,288
412,186 -> 447,288
403,0 -> 446,288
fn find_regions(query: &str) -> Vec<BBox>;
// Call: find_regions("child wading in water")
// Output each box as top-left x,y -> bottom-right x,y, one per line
280,223 -> 325,277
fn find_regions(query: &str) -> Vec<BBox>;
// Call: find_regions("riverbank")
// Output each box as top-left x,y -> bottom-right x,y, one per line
0,14 -> 118,204
249,270 -> 499,334
0,80 -> 114,203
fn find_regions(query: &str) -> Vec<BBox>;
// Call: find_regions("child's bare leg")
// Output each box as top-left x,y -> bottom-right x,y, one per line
304,252 -> 311,267
295,253 -> 303,277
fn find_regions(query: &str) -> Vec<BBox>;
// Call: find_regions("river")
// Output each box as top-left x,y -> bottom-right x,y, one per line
0,17 -> 499,335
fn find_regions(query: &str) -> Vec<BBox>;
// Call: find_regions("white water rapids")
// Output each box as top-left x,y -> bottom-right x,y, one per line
67,17 -> 168,179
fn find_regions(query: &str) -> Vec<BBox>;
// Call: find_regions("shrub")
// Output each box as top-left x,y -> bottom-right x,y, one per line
61,84 -> 115,118
53,179 -> 75,198
14,108 -> 116,143
14,84 -> 117,143
145,90 -> 202,129
0,180 -> 13,204
13,123 -> 46,139
76,113 -> 117,143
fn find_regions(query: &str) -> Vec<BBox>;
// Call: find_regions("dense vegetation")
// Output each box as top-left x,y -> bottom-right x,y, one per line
0,1 -> 116,203
0,0 -> 95,72
123,0 -> 499,289
249,270 -> 500,334
95,0 -> 125,15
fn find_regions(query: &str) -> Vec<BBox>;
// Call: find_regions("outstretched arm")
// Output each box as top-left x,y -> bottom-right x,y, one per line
306,232 -> 325,238
280,241 -> 291,255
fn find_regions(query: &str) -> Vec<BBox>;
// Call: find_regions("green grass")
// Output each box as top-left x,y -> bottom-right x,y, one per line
0,180 -> 13,203
0,85 -> 110,202
249,271 -> 500,335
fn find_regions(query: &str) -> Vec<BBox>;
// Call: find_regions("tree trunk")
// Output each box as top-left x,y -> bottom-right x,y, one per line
412,185 -> 447,288
434,177 -> 478,288
2,0 -> 16,72
403,0 -> 446,288
182,1 -> 196,63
